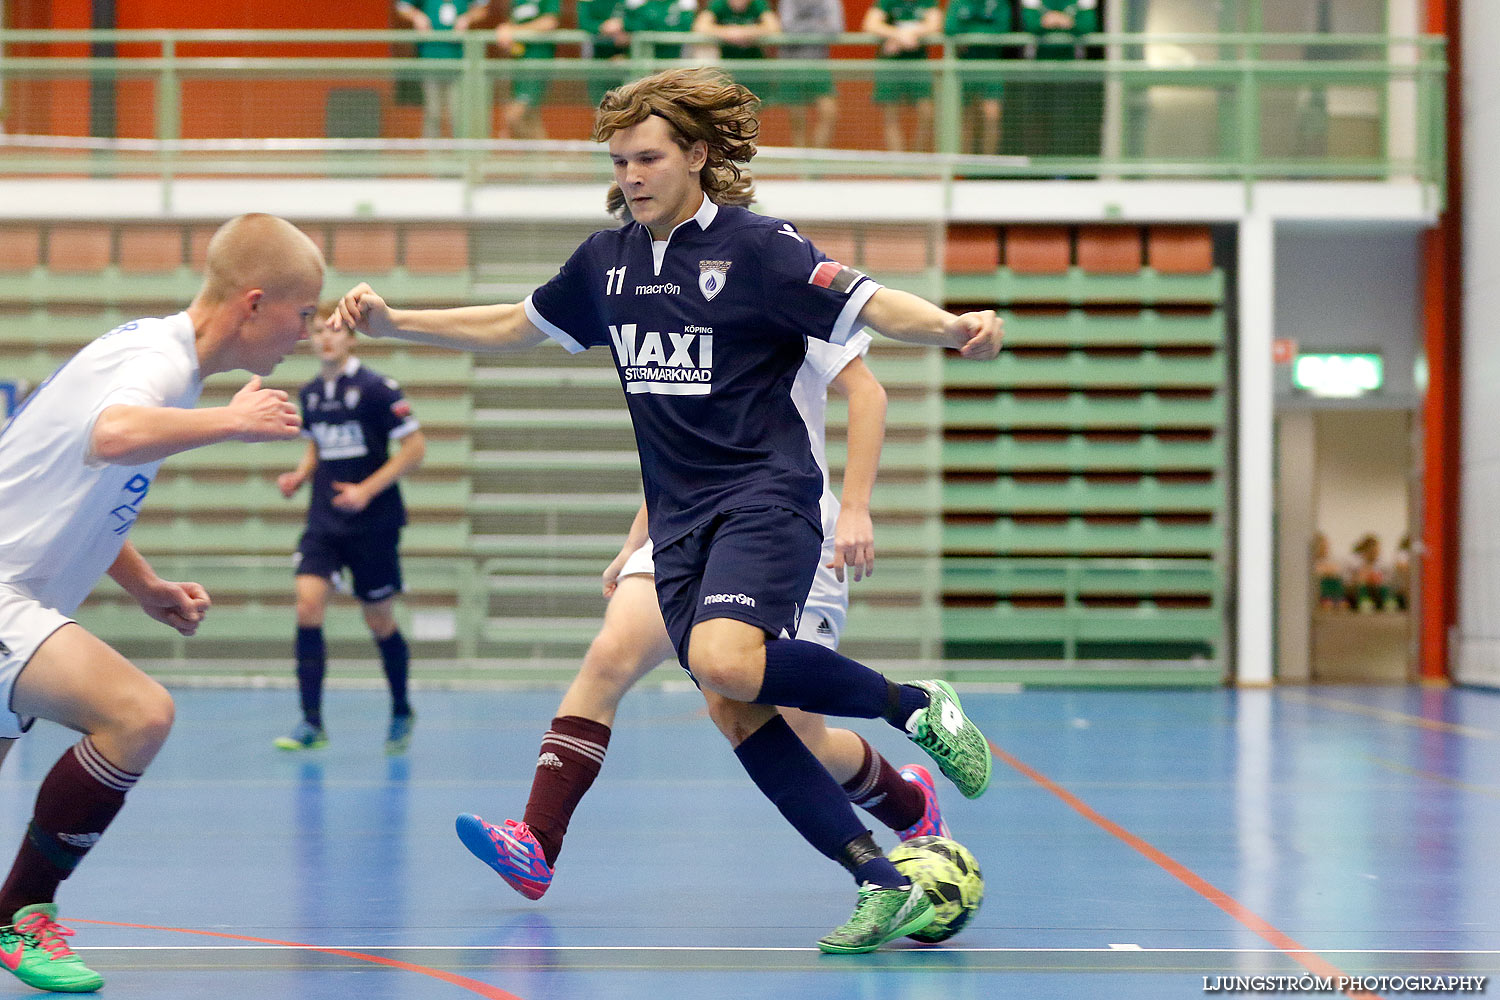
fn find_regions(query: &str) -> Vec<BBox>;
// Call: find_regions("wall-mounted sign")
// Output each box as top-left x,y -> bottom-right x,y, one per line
1291,353 -> 1384,398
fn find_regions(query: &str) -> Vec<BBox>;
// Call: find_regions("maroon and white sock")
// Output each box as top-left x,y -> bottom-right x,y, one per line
840,735 -> 926,833
0,737 -> 139,920
522,716 -> 611,867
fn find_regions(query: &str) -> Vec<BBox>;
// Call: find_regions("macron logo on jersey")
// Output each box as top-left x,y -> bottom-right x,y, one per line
609,323 -> 715,396
810,261 -> 867,295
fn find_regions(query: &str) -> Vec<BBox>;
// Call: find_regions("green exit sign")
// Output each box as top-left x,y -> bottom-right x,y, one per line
1292,353 -> 1383,398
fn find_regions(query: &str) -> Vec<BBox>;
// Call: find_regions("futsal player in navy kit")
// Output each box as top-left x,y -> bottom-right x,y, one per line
335,66 -> 1003,953
275,307 -> 427,754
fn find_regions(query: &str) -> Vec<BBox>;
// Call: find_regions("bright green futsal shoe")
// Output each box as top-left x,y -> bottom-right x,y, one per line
385,713 -> 415,755
817,882 -> 936,954
273,719 -> 328,751
905,679 -> 993,799
0,904 -> 104,993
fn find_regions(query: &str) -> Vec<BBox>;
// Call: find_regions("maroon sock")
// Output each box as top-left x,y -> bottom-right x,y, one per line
840,735 -> 925,833
522,716 -> 611,868
0,738 -> 138,920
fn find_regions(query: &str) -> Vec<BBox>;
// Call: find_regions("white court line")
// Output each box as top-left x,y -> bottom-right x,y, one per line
73,953 -> 1500,959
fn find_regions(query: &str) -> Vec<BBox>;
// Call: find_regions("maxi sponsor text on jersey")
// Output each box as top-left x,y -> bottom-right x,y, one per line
609,323 -> 715,395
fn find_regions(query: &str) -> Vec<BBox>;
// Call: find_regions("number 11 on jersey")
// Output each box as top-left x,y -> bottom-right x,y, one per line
605,266 -> 627,296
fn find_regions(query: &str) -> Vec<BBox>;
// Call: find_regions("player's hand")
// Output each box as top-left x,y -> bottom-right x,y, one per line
947,310 -> 1003,361
495,23 -> 515,49
229,376 -> 301,442
829,506 -> 875,583
333,283 -> 397,340
601,547 -> 633,597
139,579 -> 212,637
330,481 -> 373,513
276,471 -> 305,497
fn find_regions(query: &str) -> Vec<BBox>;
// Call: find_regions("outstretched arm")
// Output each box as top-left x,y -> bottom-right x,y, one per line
828,357 -> 886,582
333,283 -> 550,353
856,286 -> 1003,360
91,375 -> 301,465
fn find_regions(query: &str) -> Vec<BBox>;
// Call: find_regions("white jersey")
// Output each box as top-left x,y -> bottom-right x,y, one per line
0,312 -> 202,615
620,331 -> 872,616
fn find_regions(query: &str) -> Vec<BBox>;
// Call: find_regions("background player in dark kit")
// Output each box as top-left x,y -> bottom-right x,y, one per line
275,306 -> 427,754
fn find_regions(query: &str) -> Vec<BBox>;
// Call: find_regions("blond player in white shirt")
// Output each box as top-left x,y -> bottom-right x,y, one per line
0,213 -> 322,993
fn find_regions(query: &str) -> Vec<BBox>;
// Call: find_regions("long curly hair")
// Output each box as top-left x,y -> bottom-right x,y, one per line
594,67 -> 760,212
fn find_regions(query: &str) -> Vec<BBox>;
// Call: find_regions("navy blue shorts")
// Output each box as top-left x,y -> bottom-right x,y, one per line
652,505 -> 822,671
294,529 -> 404,603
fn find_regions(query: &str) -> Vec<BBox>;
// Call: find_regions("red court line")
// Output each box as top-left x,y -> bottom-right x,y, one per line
71,918 -> 525,1000
988,740 -> 1384,1000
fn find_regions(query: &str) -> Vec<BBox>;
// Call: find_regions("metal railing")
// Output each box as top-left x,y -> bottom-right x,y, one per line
0,29 -> 1446,193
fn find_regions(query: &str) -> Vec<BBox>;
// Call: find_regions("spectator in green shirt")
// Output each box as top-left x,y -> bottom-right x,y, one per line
1013,0 -> 1102,159
946,0 -> 1010,154
395,0 -> 491,138
862,0 -> 942,152
601,0 -> 700,61
695,0 -> 780,101
579,0 -> 631,106
775,0 -> 844,148
494,0 -> 561,138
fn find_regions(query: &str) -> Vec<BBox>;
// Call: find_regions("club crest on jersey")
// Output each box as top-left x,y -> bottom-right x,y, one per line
699,260 -> 731,301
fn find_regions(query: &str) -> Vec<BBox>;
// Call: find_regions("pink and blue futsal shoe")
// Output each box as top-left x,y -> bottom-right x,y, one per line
897,764 -> 951,841
456,814 -> 553,900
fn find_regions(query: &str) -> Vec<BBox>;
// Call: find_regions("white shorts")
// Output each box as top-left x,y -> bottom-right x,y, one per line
617,536 -> 848,650
0,584 -> 67,739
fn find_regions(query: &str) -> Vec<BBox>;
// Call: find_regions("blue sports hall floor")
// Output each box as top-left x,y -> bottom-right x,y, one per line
0,683 -> 1494,999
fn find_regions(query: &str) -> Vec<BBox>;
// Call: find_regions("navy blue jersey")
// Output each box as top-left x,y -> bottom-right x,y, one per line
524,200 -> 881,547
298,360 -> 420,535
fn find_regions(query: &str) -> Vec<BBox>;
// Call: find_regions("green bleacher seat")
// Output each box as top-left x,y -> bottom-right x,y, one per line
943,477 -> 1223,513
939,557 -> 1221,598
1000,309 -> 1225,347
943,351 -> 1226,389
942,391 -> 1225,430
942,517 -> 1221,555
944,267 -> 1225,305
942,435 -> 1224,472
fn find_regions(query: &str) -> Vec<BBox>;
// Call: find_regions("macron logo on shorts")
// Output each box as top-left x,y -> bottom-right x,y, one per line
703,593 -> 757,608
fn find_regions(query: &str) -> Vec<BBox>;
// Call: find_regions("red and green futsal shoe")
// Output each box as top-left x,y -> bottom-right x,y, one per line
456,814 -> 553,900
897,764 -> 951,841
0,904 -> 104,993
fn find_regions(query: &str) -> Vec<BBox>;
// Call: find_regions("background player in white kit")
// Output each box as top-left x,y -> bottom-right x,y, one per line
459,331 -> 952,900
0,213 -> 322,992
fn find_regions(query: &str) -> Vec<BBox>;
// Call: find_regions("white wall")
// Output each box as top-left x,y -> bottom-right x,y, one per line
1273,225 -> 1423,409
1313,410 -> 1412,561
1456,0 -> 1500,685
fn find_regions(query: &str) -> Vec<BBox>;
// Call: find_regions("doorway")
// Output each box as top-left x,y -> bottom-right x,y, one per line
1275,408 -> 1416,682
